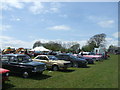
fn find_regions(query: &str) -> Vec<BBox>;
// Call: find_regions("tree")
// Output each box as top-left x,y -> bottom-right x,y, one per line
33,41 -> 42,48
43,41 -> 65,51
82,33 -> 106,52
69,43 -> 80,53
88,33 -> 106,48
82,45 -> 92,52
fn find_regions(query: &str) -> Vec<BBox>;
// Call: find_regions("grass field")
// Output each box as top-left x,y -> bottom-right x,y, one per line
2,54 -> 118,89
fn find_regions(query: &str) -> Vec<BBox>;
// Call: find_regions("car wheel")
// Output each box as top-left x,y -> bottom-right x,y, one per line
63,67 -> 67,70
71,62 -> 74,67
52,65 -> 59,71
73,63 -> 78,68
22,71 -> 29,78
39,72 -> 43,74
83,64 -> 87,68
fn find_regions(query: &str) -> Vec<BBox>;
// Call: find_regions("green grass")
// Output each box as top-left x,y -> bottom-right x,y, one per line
2,54 -> 118,89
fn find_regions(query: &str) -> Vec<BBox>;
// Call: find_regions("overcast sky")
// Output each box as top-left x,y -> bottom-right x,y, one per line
0,0 -> 119,49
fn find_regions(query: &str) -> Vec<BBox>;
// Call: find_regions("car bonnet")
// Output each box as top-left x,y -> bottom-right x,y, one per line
0,68 -> 10,74
22,61 -> 46,66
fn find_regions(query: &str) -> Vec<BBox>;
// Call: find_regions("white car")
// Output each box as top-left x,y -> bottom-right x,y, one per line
33,55 -> 71,71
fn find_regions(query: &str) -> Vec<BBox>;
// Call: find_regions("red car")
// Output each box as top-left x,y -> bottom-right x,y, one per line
0,68 -> 10,83
83,55 -> 102,61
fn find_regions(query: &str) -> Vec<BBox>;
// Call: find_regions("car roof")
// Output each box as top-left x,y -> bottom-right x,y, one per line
2,54 -> 26,57
57,53 -> 71,55
37,55 -> 55,57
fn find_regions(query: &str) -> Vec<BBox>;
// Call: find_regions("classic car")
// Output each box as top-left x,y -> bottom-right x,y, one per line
1,54 -> 46,78
33,55 -> 71,71
56,54 -> 88,68
82,55 -> 102,61
77,55 -> 94,64
0,68 -> 10,83
73,54 -> 94,64
79,52 -> 102,61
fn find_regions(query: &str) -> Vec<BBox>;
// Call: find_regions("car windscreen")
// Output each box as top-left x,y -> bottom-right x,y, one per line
1,56 -> 9,61
89,52 -> 95,55
70,55 -> 78,59
17,56 -> 32,62
48,56 -> 58,60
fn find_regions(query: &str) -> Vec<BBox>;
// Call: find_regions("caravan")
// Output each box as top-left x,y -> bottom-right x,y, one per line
94,47 -> 109,59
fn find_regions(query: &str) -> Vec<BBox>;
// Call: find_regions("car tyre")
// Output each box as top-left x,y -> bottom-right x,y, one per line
22,71 -> 29,78
39,71 -> 43,74
52,65 -> 59,71
73,63 -> 78,68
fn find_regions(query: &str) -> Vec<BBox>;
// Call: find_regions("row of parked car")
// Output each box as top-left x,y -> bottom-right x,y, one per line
1,52 -> 109,83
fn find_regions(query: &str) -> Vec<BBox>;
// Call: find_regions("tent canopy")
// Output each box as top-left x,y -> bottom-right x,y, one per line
30,46 -> 50,52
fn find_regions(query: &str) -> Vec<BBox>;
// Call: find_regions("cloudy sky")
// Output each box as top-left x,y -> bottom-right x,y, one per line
0,0 -> 119,49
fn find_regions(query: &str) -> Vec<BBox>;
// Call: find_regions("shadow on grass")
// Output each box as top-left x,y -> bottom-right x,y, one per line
83,66 -> 91,68
91,63 -> 97,65
29,74 -> 52,80
2,82 -> 15,90
58,69 -> 75,73
78,66 -> 91,68
9,73 -> 52,80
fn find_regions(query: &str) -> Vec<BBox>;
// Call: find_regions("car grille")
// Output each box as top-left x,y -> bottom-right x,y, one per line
36,65 -> 45,71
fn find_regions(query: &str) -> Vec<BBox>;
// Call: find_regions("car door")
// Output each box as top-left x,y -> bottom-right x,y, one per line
1,56 -> 10,69
56,55 -> 65,60
8,56 -> 20,73
60,55 -> 70,61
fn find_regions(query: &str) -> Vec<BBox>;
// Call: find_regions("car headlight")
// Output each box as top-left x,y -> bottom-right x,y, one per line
34,67 -> 37,71
6,73 -> 9,76
44,65 -> 47,69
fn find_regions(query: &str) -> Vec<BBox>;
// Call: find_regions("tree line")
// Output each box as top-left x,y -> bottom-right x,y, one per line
33,33 -> 107,53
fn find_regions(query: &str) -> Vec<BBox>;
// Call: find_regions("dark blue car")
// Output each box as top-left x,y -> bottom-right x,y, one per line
56,54 -> 88,68
1,54 -> 46,78
77,55 -> 94,64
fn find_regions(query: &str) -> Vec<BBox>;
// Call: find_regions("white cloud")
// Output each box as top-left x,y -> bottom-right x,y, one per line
28,2 -> 61,14
88,16 -> 115,28
88,16 -> 103,21
0,25 -> 11,31
47,25 -> 71,31
59,14 -> 68,18
0,0 -> 24,10
49,2 -> 61,13
50,7 -> 59,13
106,37 -> 119,48
0,35 -> 34,49
16,18 -> 21,21
0,15 -> 3,20
112,32 -> 120,38
77,40 -> 87,49
10,15 -> 21,21
29,1 -> 44,14
1,1 -> 61,15
97,20 -> 114,28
